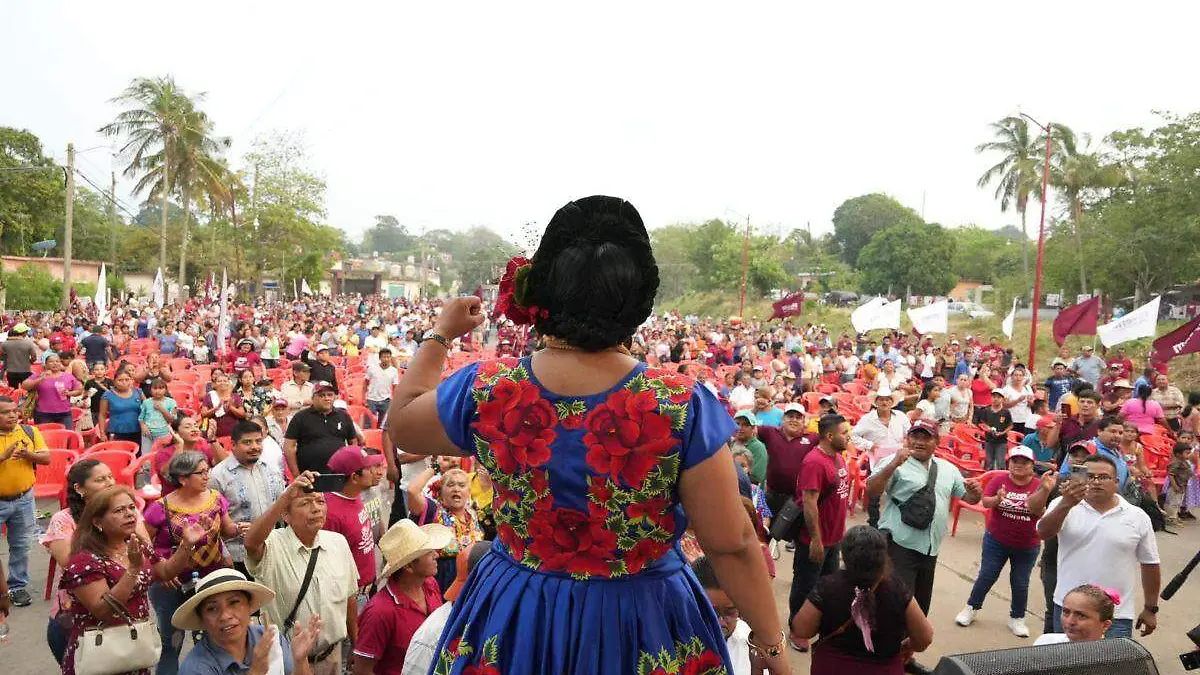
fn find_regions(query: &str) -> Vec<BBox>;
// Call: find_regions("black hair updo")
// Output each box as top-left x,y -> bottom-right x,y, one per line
524,196 -> 658,351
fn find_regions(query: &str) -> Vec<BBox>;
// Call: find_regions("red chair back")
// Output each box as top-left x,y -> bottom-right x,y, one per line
85,440 -> 139,456
34,448 -> 79,505
345,405 -> 378,430
89,450 -> 138,487
361,429 -> 384,453
36,423 -> 66,432
42,429 -> 85,452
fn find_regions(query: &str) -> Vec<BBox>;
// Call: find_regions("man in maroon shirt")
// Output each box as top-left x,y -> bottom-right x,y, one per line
758,402 -> 818,515
1058,390 -> 1101,464
788,413 -> 851,651
1106,347 -> 1134,380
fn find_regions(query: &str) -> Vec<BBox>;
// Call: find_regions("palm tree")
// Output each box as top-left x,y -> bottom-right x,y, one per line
976,116 -> 1040,284
1041,124 -> 1125,293
171,114 -> 231,294
99,76 -> 227,295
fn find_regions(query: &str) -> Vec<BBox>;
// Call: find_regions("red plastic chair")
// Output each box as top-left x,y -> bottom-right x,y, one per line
345,405 -> 378,430
801,392 -> 825,414
816,383 -> 840,395
122,454 -> 164,503
70,408 -> 84,429
36,423 -> 66,432
34,448 -> 78,504
950,469 -> 1009,536
89,450 -> 138,488
361,429 -> 384,453
84,440 -> 139,456
842,381 -> 869,396
42,429 -> 85,452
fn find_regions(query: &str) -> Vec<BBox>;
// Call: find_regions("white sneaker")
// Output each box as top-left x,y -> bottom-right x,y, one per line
955,606 -> 977,627
1009,617 -> 1030,638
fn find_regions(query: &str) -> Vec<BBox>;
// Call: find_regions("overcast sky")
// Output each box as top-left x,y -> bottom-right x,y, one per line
5,1 -> 1198,247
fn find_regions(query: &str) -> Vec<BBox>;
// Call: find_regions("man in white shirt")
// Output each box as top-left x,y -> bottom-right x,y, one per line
363,347 -> 400,427
281,361 -> 315,411
851,390 -> 912,528
728,373 -> 756,410
1036,453 -> 1160,639
362,326 -> 388,367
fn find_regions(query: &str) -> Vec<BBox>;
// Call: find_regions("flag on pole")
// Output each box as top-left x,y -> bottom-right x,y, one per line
768,291 -> 805,320
1052,296 -> 1101,346
217,268 -> 229,355
1150,312 -> 1200,364
1097,296 -> 1160,347
151,268 -> 165,310
204,271 -> 215,301
907,300 -> 949,335
94,264 -> 108,323
851,297 -> 887,333
301,279 -> 313,296
293,278 -> 298,301
1001,297 -> 1018,339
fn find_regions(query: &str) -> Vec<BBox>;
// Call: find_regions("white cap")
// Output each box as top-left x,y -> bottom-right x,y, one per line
783,403 -> 805,415
1007,446 -> 1035,462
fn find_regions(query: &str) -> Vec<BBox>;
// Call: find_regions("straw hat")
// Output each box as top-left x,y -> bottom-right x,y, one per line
171,569 -> 275,630
379,520 -> 454,580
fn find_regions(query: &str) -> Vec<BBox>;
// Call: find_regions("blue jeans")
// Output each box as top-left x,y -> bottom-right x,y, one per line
1053,604 -> 1134,637
149,582 -> 187,675
966,532 -> 1039,618
367,398 -> 390,428
0,489 -> 34,591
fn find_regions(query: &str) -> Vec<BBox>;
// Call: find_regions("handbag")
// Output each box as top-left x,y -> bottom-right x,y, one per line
768,496 -> 806,542
892,459 -> 939,530
17,389 -> 37,420
74,593 -> 161,675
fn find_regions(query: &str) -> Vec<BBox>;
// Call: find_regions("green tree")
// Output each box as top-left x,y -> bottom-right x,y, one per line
650,224 -> 700,300
976,116 -> 1040,283
948,225 -> 1023,283
0,127 -> 66,254
830,194 -> 923,266
857,221 -> 957,295
363,215 -> 414,255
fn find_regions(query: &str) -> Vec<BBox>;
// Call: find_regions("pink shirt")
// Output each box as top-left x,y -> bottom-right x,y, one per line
35,373 -> 79,414
323,492 -> 377,587
1120,398 -> 1165,434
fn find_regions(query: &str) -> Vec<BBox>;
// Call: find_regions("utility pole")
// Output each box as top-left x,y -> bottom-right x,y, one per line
108,171 -> 117,269
61,143 -> 75,310
738,214 -> 751,318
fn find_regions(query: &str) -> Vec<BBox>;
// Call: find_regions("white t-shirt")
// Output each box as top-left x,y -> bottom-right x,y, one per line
729,385 -> 756,410
365,364 -> 399,403
1032,633 -> 1069,646
1001,384 -> 1034,426
1050,495 -> 1160,620
726,619 -> 753,675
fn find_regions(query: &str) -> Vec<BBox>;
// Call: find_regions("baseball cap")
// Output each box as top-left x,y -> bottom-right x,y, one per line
1035,415 -> 1057,430
1112,379 -> 1133,390
315,344 -> 330,352
272,397 -> 288,408
1082,345 -> 1094,351
312,380 -> 337,394
1007,446 -> 1035,462
733,410 -> 757,425
907,419 -> 940,438
752,365 -> 764,372
326,445 -> 384,475
991,388 -> 1006,396
782,403 -> 805,416
819,395 -> 833,404
10,323 -> 29,334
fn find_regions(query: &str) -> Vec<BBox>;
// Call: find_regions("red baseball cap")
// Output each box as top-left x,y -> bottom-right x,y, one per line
907,419 -> 940,438
1035,415 -> 1057,430
326,446 -> 384,475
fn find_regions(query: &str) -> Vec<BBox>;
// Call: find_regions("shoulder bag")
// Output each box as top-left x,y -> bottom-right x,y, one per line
74,592 -> 162,675
282,547 -> 320,636
892,459 -> 939,530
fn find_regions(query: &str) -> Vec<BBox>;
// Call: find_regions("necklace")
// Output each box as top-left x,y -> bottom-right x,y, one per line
541,335 -> 631,356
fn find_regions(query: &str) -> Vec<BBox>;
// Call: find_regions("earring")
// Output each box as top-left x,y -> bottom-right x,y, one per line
96,525 -> 103,534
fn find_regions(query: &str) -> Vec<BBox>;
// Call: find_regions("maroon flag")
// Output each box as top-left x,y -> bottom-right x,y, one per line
1151,313 -> 1200,363
769,292 -> 805,321
1052,296 -> 1100,346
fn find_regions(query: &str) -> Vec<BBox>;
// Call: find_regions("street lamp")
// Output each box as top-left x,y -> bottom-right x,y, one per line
1020,112 -> 1053,373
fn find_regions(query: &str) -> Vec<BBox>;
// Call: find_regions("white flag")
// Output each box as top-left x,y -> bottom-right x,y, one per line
301,278 -> 313,296
907,300 -> 949,335
217,268 -> 230,354
94,263 -> 108,323
1097,296 -> 1160,347
151,268 -> 165,310
851,297 -> 887,333
1001,297 -> 1019,339
877,298 -> 902,330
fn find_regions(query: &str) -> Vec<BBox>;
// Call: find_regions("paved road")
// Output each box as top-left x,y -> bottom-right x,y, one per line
2,498 -> 1196,673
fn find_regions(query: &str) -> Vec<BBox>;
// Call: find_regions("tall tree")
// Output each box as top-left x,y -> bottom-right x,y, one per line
0,127 -> 64,253
830,194 -> 923,266
976,116 -> 1039,284
171,114 -> 231,294
856,221 -> 957,295
1042,123 -> 1125,293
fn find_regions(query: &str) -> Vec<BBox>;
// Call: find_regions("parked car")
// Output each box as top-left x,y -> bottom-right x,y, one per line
824,290 -> 860,306
950,301 -> 995,319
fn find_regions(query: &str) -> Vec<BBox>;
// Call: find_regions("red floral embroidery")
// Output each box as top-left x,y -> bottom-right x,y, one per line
584,389 -> 681,487
528,469 -> 550,496
646,368 -> 694,404
680,650 -> 725,675
624,538 -> 672,575
561,412 -> 585,429
477,379 -> 557,472
474,357 -> 520,386
526,501 -> 617,577
497,522 -> 525,560
587,475 -> 613,505
463,664 -> 501,675
627,496 -> 675,531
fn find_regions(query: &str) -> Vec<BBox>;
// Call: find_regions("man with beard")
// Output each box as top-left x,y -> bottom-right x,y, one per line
758,403 -> 817,515
245,471 -> 360,675
210,419 -> 288,578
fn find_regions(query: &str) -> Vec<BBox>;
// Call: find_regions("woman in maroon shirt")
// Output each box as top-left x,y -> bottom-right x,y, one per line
954,446 -> 1054,637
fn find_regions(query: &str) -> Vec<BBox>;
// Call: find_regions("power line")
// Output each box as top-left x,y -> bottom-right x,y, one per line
72,168 -> 139,220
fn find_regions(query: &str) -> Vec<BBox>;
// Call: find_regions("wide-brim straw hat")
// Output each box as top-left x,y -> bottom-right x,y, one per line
171,569 -> 276,630
379,520 -> 454,580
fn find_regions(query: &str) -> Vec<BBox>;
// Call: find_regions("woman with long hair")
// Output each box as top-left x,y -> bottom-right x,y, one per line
201,370 -> 247,439
792,525 -> 933,674
1120,383 -> 1166,434
969,364 -> 1000,424
59,486 -> 204,675
1000,367 -> 1035,435
95,369 -> 144,445
387,196 -> 788,674
151,415 -> 219,495
234,368 -> 273,419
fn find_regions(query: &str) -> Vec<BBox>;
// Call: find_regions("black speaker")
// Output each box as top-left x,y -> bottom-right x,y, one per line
934,638 -> 1158,675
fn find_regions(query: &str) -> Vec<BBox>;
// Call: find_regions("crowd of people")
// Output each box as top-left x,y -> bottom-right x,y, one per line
0,200 -> 1195,675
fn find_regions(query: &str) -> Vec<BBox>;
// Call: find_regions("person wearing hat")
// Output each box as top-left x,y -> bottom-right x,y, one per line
300,343 -> 339,394
351,520 -> 453,674
866,420 -> 981,674
385,197 -> 790,674
1021,416 -> 1061,471
1097,362 -> 1124,397
175,569 -> 323,675
400,541 -> 492,675
282,361 -> 315,411
322,445 -> 386,594
978,388 -> 1014,471
244,471 -> 360,674
1070,345 -> 1105,388
1100,378 -> 1134,416
731,410 -> 767,484
955,446 -> 1054,638
0,323 -> 37,388
284,381 -> 363,476
759,402 -> 819,517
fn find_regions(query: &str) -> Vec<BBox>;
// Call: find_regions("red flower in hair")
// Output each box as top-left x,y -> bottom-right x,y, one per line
494,256 -> 547,326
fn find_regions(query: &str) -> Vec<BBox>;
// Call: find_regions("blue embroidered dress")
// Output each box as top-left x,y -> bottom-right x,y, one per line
430,356 -> 736,675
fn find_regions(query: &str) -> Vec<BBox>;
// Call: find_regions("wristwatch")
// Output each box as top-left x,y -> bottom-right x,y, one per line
419,330 -> 451,350
1145,605 -> 1159,614
748,630 -> 785,658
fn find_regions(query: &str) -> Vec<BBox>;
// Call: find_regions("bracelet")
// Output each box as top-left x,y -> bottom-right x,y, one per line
747,630 -> 786,658
420,333 -> 452,350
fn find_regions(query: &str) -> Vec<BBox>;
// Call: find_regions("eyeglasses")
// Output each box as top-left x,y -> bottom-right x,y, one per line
188,468 -> 211,477
1083,473 -> 1114,482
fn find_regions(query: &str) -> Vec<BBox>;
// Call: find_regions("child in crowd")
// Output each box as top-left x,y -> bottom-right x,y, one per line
138,378 -> 178,455
1166,442 -> 1194,524
691,556 -> 764,675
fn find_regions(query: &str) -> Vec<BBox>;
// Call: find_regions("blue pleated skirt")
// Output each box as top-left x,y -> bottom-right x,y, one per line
428,545 -> 733,675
